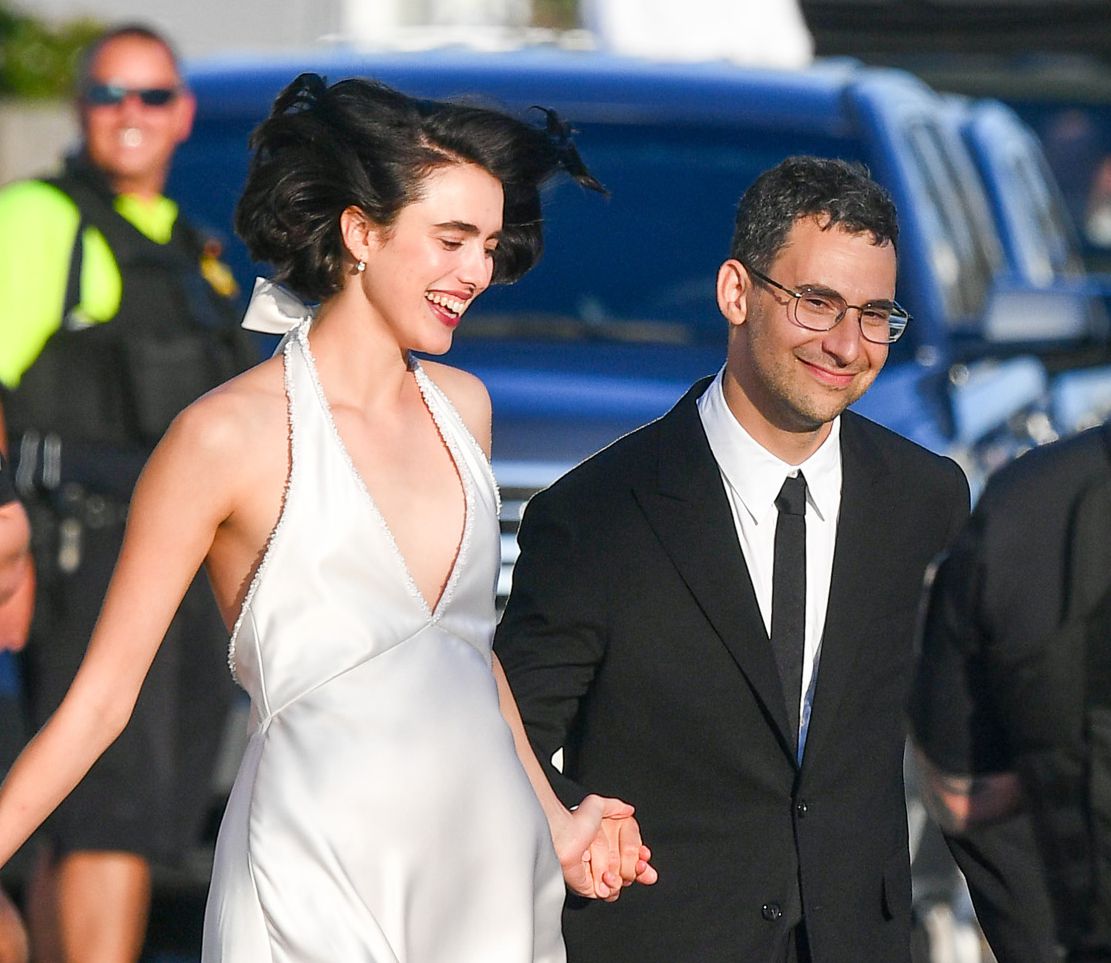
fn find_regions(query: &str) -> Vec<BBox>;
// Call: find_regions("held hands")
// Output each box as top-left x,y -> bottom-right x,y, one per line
554,794 -> 658,901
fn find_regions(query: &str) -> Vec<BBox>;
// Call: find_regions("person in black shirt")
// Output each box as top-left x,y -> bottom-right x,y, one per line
912,424 -> 1111,963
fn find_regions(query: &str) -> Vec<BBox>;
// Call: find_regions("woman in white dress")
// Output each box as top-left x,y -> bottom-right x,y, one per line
0,73 -> 656,962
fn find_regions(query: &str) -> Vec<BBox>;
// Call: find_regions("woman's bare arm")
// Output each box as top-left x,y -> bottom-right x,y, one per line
492,653 -> 657,901
0,398 -> 245,866
430,363 -> 657,898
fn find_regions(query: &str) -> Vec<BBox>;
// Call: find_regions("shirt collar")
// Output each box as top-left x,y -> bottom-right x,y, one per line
115,193 -> 177,244
697,367 -> 842,524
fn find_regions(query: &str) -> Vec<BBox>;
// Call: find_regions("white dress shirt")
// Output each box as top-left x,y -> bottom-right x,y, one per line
697,368 -> 843,762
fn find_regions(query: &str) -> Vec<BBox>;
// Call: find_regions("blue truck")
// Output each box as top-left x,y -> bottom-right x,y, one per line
172,46 -> 1105,954
174,47 -> 1097,546
942,93 -> 1111,436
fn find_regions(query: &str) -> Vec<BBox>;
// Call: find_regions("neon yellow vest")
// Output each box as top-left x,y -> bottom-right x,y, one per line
0,180 -> 178,387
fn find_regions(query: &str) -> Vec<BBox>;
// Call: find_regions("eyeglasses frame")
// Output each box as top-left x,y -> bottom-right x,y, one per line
742,263 -> 911,344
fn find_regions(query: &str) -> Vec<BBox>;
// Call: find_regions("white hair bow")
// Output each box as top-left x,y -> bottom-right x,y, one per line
241,277 -> 315,334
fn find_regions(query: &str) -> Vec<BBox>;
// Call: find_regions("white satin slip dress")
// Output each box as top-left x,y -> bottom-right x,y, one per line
201,321 -> 566,962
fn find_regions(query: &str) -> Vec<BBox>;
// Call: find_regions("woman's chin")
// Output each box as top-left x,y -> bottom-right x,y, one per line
414,330 -> 456,356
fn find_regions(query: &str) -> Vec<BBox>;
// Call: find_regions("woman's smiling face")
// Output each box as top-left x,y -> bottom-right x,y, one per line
358,162 -> 504,356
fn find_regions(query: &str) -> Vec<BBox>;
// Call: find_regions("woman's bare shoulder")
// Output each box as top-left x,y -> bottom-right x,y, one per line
419,360 -> 491,454
163,355 -> 288,465
125,355 -> 289,534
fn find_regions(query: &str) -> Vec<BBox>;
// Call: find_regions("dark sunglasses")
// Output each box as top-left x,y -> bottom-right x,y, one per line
83,83 -> 180,108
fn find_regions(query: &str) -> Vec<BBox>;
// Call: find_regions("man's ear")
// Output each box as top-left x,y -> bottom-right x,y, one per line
717,258 -> 751,329
174,89 -> 197,144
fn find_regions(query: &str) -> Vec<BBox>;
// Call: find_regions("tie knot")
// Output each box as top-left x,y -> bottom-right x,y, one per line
775,472 -> 807,517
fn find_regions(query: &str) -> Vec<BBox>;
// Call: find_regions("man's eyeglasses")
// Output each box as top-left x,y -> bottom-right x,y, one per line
83,83 -> 181,108
744,264 -> 910,345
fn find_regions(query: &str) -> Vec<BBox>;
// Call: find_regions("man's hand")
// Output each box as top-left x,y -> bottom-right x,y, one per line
913,746 -> 1023,833
553,794 -> 657,900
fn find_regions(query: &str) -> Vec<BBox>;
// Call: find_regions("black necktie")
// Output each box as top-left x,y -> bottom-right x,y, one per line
772,472 -> 807,751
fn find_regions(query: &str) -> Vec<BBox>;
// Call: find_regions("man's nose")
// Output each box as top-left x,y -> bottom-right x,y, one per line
820,307 -> 865,363
116,91 -> 147,118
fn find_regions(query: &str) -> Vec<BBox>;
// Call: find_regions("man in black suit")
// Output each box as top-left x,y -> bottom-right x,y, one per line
911,424 -> 1111,962
495,155 -> 970,963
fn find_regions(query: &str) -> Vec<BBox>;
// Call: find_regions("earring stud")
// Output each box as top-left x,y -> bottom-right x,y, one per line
356,260 -> 366,273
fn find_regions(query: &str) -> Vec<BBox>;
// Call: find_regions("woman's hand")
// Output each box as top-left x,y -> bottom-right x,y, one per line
553,794 -> 657,900
487,656 -> 658,900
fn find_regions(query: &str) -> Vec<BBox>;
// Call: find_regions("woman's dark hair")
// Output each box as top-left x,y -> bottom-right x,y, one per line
235,73 -> 605,302
729,155 -> 899,273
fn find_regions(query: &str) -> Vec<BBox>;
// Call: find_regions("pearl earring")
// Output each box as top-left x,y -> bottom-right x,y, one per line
356,260 -> 366,273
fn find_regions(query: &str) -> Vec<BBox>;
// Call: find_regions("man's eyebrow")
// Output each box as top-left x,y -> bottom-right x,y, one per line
798,281 -> 895,305
796,282 -> 841,296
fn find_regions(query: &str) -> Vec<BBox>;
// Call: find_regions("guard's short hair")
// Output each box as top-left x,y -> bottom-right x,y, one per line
76,23 -> 183,94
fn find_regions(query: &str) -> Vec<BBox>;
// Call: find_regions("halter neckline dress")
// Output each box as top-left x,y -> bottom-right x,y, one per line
202,322 -> 566,962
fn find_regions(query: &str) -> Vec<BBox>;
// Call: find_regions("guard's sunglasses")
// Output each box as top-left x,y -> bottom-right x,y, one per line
83,83 -> 181,108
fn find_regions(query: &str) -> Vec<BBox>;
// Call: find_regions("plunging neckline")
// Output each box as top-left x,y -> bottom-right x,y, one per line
297,326 -> 472,621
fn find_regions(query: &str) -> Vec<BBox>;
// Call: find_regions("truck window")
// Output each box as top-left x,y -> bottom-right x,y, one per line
903,120 -> 1000,331
1009,147 -> 1085,280
468,121 -> 866,345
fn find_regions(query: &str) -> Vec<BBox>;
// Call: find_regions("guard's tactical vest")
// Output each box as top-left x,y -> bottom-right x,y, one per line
3,160 -> 253,498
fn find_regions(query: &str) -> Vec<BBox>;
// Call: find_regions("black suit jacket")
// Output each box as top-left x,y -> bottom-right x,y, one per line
495,379 -> 970,963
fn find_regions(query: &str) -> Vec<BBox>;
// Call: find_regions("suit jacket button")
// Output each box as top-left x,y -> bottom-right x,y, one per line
761,902 -> 782,921
796,799 -> 808,818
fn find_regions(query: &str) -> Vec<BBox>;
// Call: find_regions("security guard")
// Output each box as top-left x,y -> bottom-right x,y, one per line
0,24 -> 254,963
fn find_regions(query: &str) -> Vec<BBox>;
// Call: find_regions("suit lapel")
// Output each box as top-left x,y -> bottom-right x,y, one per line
633,381 -> 796,759
800,415 -> 891,768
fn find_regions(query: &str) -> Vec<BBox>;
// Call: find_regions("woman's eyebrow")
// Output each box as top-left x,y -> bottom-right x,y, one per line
433,220 -> 503,239
433,220 -> 479,233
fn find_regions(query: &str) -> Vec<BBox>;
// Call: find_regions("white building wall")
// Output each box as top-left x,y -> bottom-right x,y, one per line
0,0 -> 537,183
12,0 -> 343,57
15,0 -> 531,57
582,0 -> 813,68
